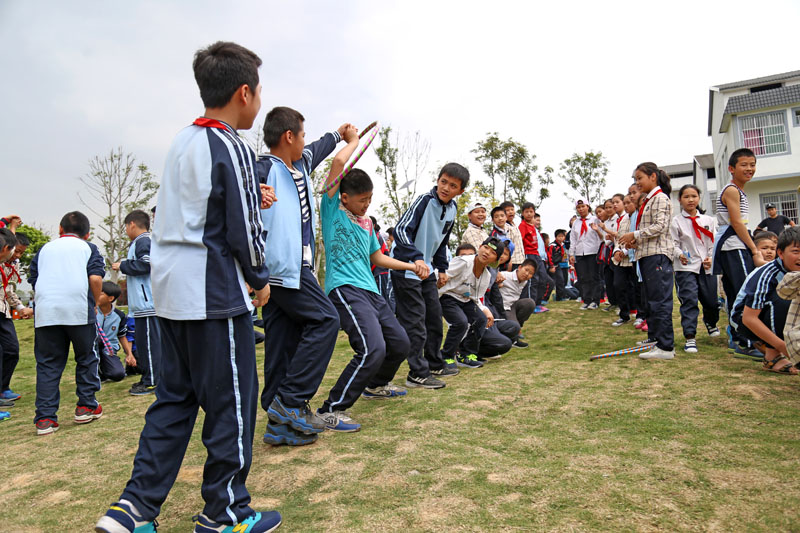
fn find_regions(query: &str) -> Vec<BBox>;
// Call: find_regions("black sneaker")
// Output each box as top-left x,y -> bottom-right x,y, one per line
129,382 -> 156,396
512,339 -> 529,348
611,318 -> 630,327
456,353 -> 484,368
431,359 -> 460,376
636,337 -> 657,346
405,374 -> 446,389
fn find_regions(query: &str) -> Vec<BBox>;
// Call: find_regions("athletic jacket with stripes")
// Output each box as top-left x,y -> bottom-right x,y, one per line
150,119 -> 269,321
120,232 -> 155,318
256,132 -> 341,289
391,187 -> 456,280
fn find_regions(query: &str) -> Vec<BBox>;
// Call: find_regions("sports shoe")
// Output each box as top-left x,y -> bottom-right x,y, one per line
684,339 -> 698,353
540,300 -> 549,306
431,359 -> 460,376
316,410 -> 361,432
0,411 -> 10,422
362,383 -> 407,399
96,500 -> 157,533
732,345 -> 765,360
193,510 -> 281,533
579,303 -> 589,310
639,346 -> 675,360
636,337 -> 657,346
601,305 -> 615,312
129,382 -> 156,396
0,398 -> 14,408
456,353 -> 484,368
706,326 -> 721,337
1,389 -> 21,401
267,396 -> 326,434
36,418 -> 59,436
512,339 -> 529,348
263,422 -> 318,446
75,404 -> 103,424
633,318 -> 643,328
534,306 -> 549,313
641,322 -> 649,332
405,374 -> 446,389
611,318 -> 630,327
586,302 -> 598,310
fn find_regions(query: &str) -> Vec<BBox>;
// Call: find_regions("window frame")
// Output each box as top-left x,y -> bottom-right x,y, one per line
737,110 -> 791,158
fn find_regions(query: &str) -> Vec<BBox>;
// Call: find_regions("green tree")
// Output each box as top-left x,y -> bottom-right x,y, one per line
15,224 -> 51,271
471,132 -> 504,198
558,151 -> 609,206
78,147 -> 159,281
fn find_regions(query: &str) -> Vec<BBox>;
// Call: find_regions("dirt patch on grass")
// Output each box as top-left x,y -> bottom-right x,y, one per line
42,490 -> 71,504
729,383 -> 770,401
176,465 -> 203,483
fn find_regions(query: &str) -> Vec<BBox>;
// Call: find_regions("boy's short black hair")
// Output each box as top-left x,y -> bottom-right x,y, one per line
387,227 -> 394,237
729,148 -> 756,168
101,281 -> 122,302
455,243 -> 477,256
777,226 -> 800,251
193,41 -> 262,109
60,211 -> 90,236
534,213 -> 541,219
124,209 -> 151,231
520,258 -> 537,272
521,202 -> 535,212
555,229 -> 566,238
541,233 -> 549,241
0,228 -> 17,251
498,201 -> 514,210
339,169 -> 373,196
263,106 -> 305,149
754,231 -> 778,245
490,206 -> 505,219
438,162 -> 469,189
14,232 -> 30,247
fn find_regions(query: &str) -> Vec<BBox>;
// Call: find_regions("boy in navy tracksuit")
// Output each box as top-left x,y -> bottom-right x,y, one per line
96,41 -> 281,533
314,130 -> 422,432
256,106 -> 346,446
29,211 -> 105,435
95,281 -> 133,383
389,163 -> 468,389
112,209 -> 162,395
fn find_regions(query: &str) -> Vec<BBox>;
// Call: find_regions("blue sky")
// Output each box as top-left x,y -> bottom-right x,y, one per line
2,0 -> 798,240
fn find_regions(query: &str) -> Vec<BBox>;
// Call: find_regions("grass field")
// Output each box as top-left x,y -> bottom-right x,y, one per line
1,300 -> 799,532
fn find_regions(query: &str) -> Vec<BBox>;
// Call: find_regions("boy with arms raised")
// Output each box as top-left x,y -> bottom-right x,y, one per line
314,128 -> 424,431
111,209 -> 161,396
96,41 -> 281,533
390,163 -> 469,388
257,107 -> 348,444
30,212 -> 105,434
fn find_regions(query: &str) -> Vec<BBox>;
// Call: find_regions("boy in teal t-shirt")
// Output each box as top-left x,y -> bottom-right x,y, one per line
316,125 -> 427,432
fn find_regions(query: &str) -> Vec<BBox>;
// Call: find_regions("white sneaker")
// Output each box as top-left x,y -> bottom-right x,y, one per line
683,339 -> 698,353
639,346 -> 675,360
586,302 -> 598,310
579,303 -> 589,310
633,318 -> 643,327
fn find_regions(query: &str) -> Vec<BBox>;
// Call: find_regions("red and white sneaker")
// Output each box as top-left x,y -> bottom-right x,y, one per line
36,418 -> 59,435
74,404 -> 103,424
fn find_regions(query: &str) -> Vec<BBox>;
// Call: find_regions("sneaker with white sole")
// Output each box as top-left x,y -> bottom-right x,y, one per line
405,374 -> 446,389
579,303 -> 590,310
586,302 -> 598,310
35,418 -> 59,435
611,318 -> 630,327
362,383 -> 407,399
75,404 -> 103,424
511,339 -> 529,348
193,510 -> 282,533
684,339 -> 698,353
633,318 -> 643,328
431,359 -> 460,376
706,325 -> 720,337
316,410 -> 361,432
456,353 -> 484,368
636,337 -> 657,346
95,500 -> 157,533
639,346 -> 675,360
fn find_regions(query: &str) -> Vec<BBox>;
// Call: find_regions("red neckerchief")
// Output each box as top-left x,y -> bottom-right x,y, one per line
636,187 -> 662,228
193,117 -> 231,131
580,218 -> 588,236
0,267 -> 8,290
3,262 -> 21,284
685,214 -> 714,242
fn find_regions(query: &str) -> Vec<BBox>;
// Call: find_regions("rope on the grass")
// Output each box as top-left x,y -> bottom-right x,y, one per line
319,121 -> 380,193
589,342 -> 656,361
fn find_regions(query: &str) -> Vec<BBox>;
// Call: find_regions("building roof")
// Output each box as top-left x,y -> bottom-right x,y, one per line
694,154 -> 714,168
660,162 -> 693,176
714,70 -> 800,91
722,84 -> 800,116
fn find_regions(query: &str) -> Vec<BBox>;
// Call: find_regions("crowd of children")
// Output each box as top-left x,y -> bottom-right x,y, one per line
0,41 -> 797,533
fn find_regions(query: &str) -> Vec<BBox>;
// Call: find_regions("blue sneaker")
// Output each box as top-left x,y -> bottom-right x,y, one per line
362,383 -> 407,399
266,396 -> 325,434
95,501 -> 157,532
534,305 -> 549,313
0,411 -> 9,422
263,423 -> 318,446
193,511 -> 282,533
316,409 -> 361,432
733,345 -> 764,360
1,389 -> 21,401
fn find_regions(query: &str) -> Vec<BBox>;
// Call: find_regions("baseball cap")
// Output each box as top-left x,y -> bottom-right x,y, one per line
481,236 -> 506,260
467,202 -> 486,214
765,203 -> 776,209
575,198 -> 589,207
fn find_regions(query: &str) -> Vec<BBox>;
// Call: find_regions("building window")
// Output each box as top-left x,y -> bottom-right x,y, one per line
739,111 -> 788,155
761,191 -> 799,223
707,167 -> 716,180
793,107 -> 800,127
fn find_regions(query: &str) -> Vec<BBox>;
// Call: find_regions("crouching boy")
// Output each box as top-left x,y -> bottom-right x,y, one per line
95,281 -> 134,383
